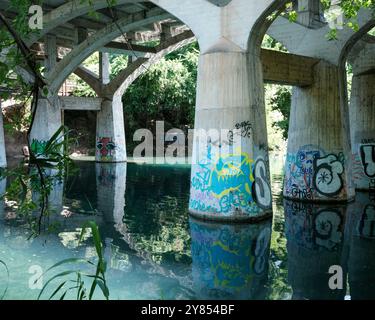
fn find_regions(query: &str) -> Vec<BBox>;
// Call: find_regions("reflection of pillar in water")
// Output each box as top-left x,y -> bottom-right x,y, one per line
345,192 -> 375,299
96,163 -> 127,224
284,200 -> 346,300
190,218 -> 271,300
32,169 -> 64,216
0,175 -> 5,216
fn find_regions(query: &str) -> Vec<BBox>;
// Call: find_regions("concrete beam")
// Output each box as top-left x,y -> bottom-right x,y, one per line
261,49 -> 319,87
61,96 -> 103,111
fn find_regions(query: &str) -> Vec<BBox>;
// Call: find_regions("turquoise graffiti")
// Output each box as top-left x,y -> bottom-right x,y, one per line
190,219 -> 271,299
190,145 -> 271,215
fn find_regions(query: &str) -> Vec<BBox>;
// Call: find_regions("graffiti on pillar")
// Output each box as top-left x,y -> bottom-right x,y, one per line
96,137 -> 116,161
360,144 -> 375,178
313,209 -> 343,251
251,158 -> 272,210
190,147 -> 271,215
357,205 -> 375,239
31,139 -> 48,155
284,145 -> 325,200
227,121 -> 252,145
285,146 -> 346,199
313,154 -> 344,197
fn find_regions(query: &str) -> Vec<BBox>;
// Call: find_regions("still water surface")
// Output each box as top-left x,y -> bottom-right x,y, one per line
0,160 -> 374,300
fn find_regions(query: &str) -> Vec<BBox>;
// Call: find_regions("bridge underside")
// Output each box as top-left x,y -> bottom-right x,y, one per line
0,0 -> 374,221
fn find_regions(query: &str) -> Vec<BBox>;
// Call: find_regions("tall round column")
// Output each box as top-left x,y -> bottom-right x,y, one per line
284,61 -> 354,202
350,72 -> 375,190
189,51 -> 272,221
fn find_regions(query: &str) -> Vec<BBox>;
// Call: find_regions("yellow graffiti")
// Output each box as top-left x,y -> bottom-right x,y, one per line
208,152 -> 255,199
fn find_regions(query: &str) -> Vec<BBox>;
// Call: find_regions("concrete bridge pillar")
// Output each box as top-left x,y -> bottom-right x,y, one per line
149,0 -> 281,220
96,94 -> 127,162
284,61 -> 354,202
29,35 -> 62,153
96,53 -> 127,163
349,44 -> 375,190
0,104 -> 6,167
29,96 -> 62,154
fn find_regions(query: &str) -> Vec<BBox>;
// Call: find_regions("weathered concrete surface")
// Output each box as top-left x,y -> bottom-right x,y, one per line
0,106 -> 6,167
261,49 -> 319,87
61,96 -> 102,111
349,44 -> 375,190
96,95 -> 127,162
29,97 -> 62,154
284,61 -> 354,202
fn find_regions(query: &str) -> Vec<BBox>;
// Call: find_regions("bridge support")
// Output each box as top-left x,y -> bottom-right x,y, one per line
96,94 -> 127,162
0,105 -> 6,167
190,51 -> 272,220
149,0 -> 281,221
284,61 -> 354,202
96,53 -> 127,163
349,46 -> 375,190
29,96 -> 62,154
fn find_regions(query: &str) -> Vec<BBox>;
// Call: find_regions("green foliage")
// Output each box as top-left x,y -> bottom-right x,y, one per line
123,42 -> 199,152
269,87 -> 292,141
1,126 -> 77,235
38,221 -> 109,300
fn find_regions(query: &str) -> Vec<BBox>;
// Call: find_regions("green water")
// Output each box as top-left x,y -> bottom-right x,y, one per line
0,160 -> 374,300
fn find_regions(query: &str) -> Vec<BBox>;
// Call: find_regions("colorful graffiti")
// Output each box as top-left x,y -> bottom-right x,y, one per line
96,137 -> 116,161
31,139 -> 48,155
190,218 -> 271,299
284,145 -> 345,200
190,148 -> 272,216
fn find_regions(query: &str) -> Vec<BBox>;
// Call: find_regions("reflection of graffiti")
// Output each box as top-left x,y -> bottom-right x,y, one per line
190,219 -> 271,299
254,226 -> 271,274
190,148 -> 271,216
284,200 -> 344,251
358,205 -> 375,239
313,209 -> 343,251
227,121 -> 252,145
31,139 -> 48,155
313,154 -> 344,197
360,145 -> 375,178
252,158 -> 272,209
97,137 -> 116,161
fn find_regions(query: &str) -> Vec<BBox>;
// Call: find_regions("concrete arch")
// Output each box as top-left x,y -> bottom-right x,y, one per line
103,30 -> 195,97
150,0 -> 281,54
25,0 -> 140,47
267,7 -> 374,65
48,8 -> 171,93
